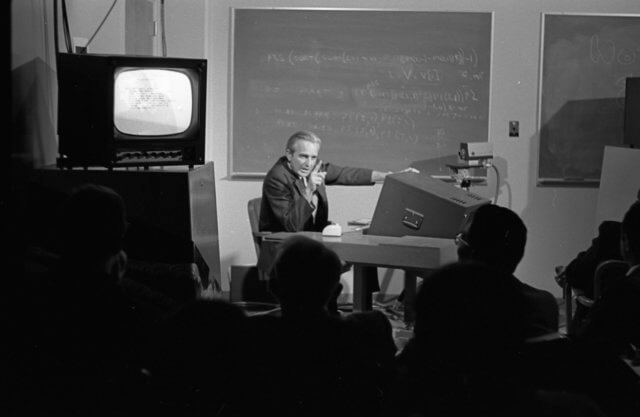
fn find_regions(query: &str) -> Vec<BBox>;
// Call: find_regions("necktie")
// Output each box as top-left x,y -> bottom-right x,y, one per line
302,176 -> 319,220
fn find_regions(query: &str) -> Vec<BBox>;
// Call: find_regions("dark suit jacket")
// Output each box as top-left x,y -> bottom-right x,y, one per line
515,277 -> 560,339
237,311 -> 396,416
565,220 -> 622,297
259,156 -> 373,233
579,265 -> 640,355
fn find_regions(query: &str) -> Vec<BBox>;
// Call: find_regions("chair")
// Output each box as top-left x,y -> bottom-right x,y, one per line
592,259 -> 628,301
228,197 -> 278,314
247,197 -> 270,259
558,267 -> 574,334
562,259 -> 628,335
246,197 -> 354,314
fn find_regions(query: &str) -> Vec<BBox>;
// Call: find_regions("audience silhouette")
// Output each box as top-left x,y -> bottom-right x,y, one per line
233,234 -> 396,417
14,184 -> 181,415
557,189 -> 639,334
578,200 -> 640,358
455,203 -> 559,338
146,298 -> 248,416
9,178 -> 640,417
556,219 -> 622,333
384,261 -> 607,417
23,184 -> 150,415
517,201 -> 640,417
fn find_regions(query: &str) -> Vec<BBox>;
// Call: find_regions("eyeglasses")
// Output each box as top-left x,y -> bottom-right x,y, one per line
455,232 -> 471,248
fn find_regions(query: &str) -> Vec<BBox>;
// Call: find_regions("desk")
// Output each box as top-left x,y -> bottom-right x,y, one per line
261,231 -> 457,323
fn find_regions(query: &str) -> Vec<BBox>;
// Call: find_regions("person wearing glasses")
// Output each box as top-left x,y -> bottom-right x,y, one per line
455,204 -> 559,339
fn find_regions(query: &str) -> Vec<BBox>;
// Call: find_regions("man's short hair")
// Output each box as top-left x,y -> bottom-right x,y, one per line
622,200 -> 640,256
60,184 -> 127,260
285,131 -> 322,152
460,204 -> 527,274
414,261 -> 527,365
271,235 -> 341,309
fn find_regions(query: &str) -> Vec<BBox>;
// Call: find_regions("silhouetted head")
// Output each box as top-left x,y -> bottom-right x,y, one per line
59,184 -> 127,267
456,204 -> 527,274
270,235 -> 342,315
155,299 -> 248,410
621,200 -> 640,265
413,261 -> 526,372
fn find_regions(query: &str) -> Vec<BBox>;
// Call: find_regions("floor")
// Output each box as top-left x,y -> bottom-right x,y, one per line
365,296 -> 568,352
233,292 -> 568,353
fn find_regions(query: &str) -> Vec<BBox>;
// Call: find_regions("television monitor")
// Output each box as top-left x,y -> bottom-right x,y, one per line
368,172 -> 490,239
624,77 -> 640,148
56,53 -> 207,168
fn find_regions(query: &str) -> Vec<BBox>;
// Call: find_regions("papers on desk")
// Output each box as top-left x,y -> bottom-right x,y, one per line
348,218 -> 371,226
348,218 -> 371,232
376,235 -> 455,248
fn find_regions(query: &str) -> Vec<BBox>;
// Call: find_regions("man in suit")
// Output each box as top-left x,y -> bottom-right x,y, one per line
259,130 -> 392,233
258,130 -> 414,298
556,188 -> 639,334
555,220 -> 622,333
455,203 -> 559,339
22,184 -> 145,414
560,220 -> 622,299
239,235 -> 397,417
579,200 -> 640,357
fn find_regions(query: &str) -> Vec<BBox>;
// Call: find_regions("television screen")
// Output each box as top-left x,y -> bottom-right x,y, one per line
114,68 -> 193,136
56,53 -> 207,168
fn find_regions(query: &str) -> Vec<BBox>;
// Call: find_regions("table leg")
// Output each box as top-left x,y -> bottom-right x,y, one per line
564,283 -> 573,335
403,270 -> 419,324
353,264 -> 371,312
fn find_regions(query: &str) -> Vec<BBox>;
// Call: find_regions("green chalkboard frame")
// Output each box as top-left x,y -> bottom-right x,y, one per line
537,13 -> 640,187
229,8 -> 492,178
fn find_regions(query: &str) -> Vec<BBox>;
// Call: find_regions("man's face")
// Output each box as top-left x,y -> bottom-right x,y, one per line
286,139 -> 320,178
455,216 -> 474,261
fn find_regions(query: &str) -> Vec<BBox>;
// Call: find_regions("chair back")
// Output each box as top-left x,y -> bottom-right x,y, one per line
247,197 -> 263,258
239,198 -> 279,310
593,259 -> 628,301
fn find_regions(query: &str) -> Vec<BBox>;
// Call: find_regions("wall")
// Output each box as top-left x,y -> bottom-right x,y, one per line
12,1 -> 58,165
206,0 -> 640,298
11,0 -> 126,166
12,0 -> 640,298
65,0 -> 125,53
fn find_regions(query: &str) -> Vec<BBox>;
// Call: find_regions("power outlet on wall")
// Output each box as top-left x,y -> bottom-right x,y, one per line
509,120 -> 519,137
73,37 -> 88,54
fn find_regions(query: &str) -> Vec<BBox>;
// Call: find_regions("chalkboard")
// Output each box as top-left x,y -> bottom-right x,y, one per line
538,13 -> 640,185
230,9 -> 492,177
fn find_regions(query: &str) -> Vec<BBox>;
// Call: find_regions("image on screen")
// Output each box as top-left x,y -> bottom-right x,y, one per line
114,69 -> 193,136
